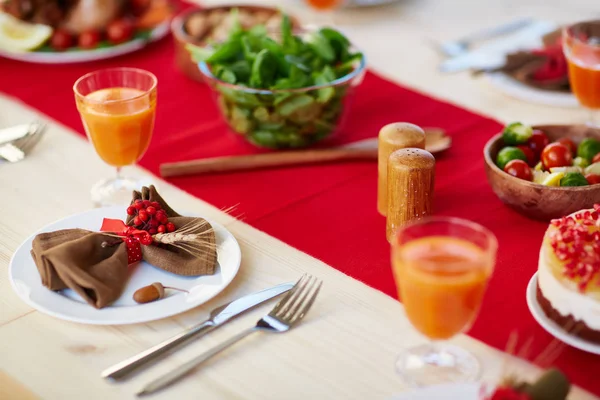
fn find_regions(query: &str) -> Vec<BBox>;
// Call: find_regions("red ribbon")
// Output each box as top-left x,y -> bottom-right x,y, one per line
100,218 -> 152,264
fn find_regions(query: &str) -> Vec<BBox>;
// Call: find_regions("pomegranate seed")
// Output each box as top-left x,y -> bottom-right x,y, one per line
134,200 -> 144,210
146,206 -> 156,215
126,206 -> 136,216
157,225 -> 166,233
166,222 -> 176,232
133,216 -> 142,226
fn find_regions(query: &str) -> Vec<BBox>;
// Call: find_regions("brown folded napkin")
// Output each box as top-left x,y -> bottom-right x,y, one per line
31,229 -> 129,309
30,185 -> 218,309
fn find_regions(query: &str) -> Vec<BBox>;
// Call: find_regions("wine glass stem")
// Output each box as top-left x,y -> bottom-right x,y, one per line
589,108 -> 598,127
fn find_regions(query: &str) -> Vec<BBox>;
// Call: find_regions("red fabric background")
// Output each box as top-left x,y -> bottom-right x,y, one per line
1,6 -> 599,394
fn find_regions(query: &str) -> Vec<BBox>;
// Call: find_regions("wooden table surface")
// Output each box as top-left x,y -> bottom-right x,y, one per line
1,0 -> 598,399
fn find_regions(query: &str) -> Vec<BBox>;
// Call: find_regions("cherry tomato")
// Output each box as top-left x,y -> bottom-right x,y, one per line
106,19 -> 134,45
541,142 -> 573,169
504,159 -> 533,181
516,145 -> 537,167
593,153 -> 600,164
586,174 -> 600,185
527,129 -> 550,156
556,137 -> 577,156
50,29 -> 73,51
78,30 -> 101,49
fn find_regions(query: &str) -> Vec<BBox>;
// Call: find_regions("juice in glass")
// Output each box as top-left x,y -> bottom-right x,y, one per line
566,51 -> 600,109
77,87 -> 156,167
563,20 -> 600,125
391,217 -> 497,387
74,67 -> 157,206
392,236 -> 492,340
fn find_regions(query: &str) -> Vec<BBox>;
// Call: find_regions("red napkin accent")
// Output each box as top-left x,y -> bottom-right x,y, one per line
99,218 -> 152,263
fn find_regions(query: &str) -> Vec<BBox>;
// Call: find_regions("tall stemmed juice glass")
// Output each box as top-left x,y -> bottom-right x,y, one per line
74,67 -> 157,206
563,20 -> 600,126
391,217 -> 497,386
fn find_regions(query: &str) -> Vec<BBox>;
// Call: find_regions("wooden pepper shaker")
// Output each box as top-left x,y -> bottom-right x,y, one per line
377,123 -> 426,216
386,148 -> 435,242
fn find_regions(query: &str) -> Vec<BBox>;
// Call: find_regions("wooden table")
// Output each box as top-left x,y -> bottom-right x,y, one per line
0,0 -> 597,399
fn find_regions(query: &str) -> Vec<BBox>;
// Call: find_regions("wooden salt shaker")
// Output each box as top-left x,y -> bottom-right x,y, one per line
386,148 -> 435,242
377,123 -> 426,216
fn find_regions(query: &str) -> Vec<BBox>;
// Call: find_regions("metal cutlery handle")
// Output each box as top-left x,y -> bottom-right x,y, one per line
138,327 -> 258,396
462,17 -> 533,43
102,321 -> 215,381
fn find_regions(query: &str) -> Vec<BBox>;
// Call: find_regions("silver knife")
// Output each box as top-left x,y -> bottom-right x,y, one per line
101,282 -> 294,381
0,123 -> 35,146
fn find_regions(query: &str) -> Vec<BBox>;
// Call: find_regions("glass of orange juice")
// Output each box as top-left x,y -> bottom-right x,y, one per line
563,20 -> 600,126
391,217 -> 497,386
74,67 -> 157,206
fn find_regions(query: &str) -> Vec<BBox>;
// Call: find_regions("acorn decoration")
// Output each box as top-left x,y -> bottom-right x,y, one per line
133,282 -> 188,304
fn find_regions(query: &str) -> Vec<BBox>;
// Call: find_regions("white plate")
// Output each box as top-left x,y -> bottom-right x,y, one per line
0,21 -> 170,64
526,273 -> 600,355
389,383 -> 485,400
485,72 -> 579,108
9,206 -> 241,325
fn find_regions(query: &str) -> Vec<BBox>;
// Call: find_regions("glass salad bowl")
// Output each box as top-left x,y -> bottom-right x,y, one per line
196,28 -> 366,149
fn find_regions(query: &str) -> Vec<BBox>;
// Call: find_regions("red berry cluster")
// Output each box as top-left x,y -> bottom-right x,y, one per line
126,200 -> 176,236
549,204 -> 600,291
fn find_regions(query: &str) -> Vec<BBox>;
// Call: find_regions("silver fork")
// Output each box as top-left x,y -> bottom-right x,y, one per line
0,122 -> 47,163
137,274 -> 322,397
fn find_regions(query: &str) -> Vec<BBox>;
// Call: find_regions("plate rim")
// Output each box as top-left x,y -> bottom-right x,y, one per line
526,272 -> 600,355
0,20 -> 170,64
8,206 -> 241,325
485,72 -> 579,109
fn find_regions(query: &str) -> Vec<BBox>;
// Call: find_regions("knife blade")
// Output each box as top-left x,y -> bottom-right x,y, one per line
101,282 -> 294,381
0,123 -> 34,146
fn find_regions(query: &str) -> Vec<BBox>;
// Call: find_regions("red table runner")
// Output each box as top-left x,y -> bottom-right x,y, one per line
2,12 -> 599,395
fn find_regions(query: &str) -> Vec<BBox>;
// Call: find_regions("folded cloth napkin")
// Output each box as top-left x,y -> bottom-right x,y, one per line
30,185 -> 218,309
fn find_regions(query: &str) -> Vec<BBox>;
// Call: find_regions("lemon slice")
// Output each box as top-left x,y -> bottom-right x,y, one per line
542,171 -> 565,186
0,13 -> 53,52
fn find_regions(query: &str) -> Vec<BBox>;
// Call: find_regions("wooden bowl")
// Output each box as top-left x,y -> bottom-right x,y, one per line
483,124 -> 600,221
171,5 -> 300,82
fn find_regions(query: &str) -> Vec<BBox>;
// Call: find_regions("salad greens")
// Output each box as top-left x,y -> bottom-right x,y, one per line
186,10 -> 364,149
577,138 -> 600,163
502,122 -> 533,145
496,146 -> 527,170
560,172 -> 589,187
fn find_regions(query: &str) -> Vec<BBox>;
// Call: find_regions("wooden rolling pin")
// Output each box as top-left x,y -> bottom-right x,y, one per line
159,128 -> 450,178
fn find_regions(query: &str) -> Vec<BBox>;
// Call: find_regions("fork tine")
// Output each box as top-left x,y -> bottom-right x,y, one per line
272,275 -> 310,317
274,275 -> 313,318
288,280 -> 322,325
283,276 -> 317,321
269,274 -> 308,315
19,125 -> 45,154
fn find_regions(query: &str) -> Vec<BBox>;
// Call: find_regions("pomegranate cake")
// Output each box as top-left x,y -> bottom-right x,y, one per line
537,204 -> 600,343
